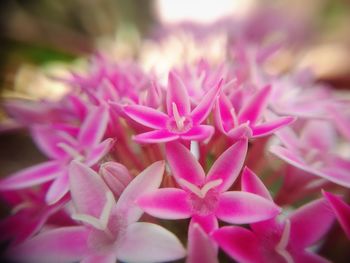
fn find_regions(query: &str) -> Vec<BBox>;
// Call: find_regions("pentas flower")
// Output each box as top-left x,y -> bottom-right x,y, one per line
7,161 -> 186,263
327,103 -> 350,141
323,191 -> 350,239
269,73 -> 334,119
213,167 -> 334,263
4,95 -> 86,128
0,106 -> 113,204
270,120 -> 350,188
0,186 -> 69,245
61,56 -> 150,108
137,139 -> 281,233
174,59 -> 225,105
215,86 -> 295,140
123,72 -> 221,143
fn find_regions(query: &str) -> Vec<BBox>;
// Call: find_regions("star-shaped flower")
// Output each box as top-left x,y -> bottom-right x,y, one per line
123,71 -> 221,143
137,139 -> 280,232
215,86 -> 295,139
7,161 -> 186,263
213,167 -> 334,263
0,106 -> 114,204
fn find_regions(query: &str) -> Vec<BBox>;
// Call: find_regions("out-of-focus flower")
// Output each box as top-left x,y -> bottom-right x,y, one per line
323,191 -> 350,240
7,161 -> 186,263
270,120 -> 350,188
0,106 -> 113,204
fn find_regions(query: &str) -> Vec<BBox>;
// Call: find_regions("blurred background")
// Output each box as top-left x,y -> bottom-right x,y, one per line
0,0 -> 350,261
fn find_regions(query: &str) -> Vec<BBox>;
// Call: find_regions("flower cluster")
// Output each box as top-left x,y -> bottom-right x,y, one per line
1,21 -> 350,263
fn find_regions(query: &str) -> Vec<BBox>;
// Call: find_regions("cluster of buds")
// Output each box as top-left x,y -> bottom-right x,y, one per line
0,20 -> 350,263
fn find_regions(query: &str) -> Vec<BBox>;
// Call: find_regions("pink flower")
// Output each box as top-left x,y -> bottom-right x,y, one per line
213,167 -> 334,263
270,120 -> 350,188
7,160 -> 186,263
174,59 -> 225,105
215,86 -> 295,139
123,72 -> 221,143
137,139 -> 280,232
323,191 -> 350,239
0,106 -> 114,204
0,186 -> 69,245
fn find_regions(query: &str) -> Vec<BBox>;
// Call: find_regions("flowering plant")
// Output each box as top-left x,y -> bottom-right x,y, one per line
1,17 -> 350,263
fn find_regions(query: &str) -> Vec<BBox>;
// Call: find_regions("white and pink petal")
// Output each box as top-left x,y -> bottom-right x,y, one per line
117,222 -> 186,263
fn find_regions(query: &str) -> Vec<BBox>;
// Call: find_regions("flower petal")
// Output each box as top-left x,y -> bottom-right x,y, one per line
190,214 -> 218,234
289,198 -> 334,248
274,127 -> 301,152
133,130 -> 179,143
69,161 -> 110,218
191,81 -> 222,125
117,222 -> 186,263
0,161 -> 62,190
206,138 -> 248,192
241,166 -> 273,201
300,120 -> 336,151
137,188 -> 192,219
166,142 -> 205,186
166,71 -> 190,116
270,145 -> 350,188
323,191 -> 350,239
31,126 -> 68,159
85,138 -> 115,166
78,106 -> 109,148
214,93 -> 235,133
7,226 -> 90,263
327,105 -> 350,141
46,172 -> 69,205
124,105 -> 168,129
227,124 -> 252,139
212,226 -> 261,263
116,161 -> 164,223
252,116 -> 295,137
238,85 -> 271,124
215,191 -> 281,224
180,125 -> 214,141
187,223 -> 218,263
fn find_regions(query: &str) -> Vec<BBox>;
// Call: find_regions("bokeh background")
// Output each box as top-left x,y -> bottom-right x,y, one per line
1,0 -> 350,261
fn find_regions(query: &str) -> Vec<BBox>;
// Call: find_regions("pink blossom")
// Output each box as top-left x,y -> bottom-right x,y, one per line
0,106 -> 113,204
7,161 -> 186,263
213,167 -> 334,263
270,120 -> 350,187
215,86 -> 295,139
0,186 -> 69,245
137,139 -> 280,231
123,72 -> 221,143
